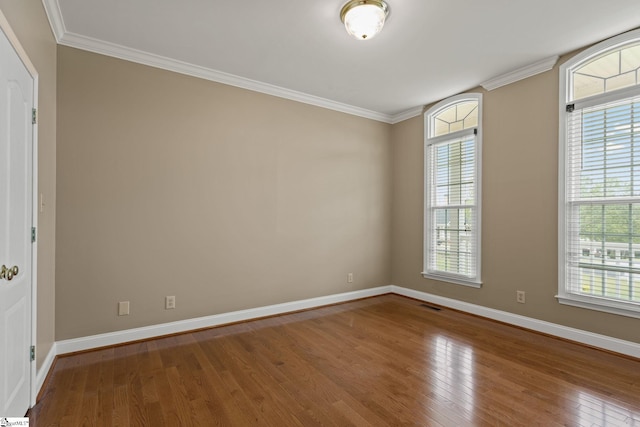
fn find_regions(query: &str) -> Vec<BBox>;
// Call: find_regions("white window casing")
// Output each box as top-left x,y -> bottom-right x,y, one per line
423,93 -> 482,288
558,28 -> 640,318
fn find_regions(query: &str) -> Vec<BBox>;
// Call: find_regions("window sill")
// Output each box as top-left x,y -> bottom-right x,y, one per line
556,294 -> 640,320
422,272 -> 482,288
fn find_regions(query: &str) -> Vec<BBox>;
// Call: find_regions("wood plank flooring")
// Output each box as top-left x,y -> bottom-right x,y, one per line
29,294 -> 640,426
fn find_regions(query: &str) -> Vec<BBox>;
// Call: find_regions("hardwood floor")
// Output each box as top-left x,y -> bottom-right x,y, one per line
30,294 -> 640,426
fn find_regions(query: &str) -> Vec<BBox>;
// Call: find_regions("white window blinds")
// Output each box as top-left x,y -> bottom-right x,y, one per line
425,130 -> 480,283
424,93 -> 482,287
564,95 -> 640,305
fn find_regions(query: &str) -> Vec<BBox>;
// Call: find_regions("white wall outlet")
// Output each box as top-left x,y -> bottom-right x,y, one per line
165,295 -> 176,309
118,301 -> 130,316
347,273 -> 354,283
516,290 -> 526,304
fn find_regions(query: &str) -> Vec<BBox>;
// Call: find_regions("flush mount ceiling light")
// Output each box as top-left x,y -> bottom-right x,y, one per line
340,0 -> 389,41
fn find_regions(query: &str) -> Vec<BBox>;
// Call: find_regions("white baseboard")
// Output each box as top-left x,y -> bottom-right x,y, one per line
34,342 -> 57,404
37,284 -> 639,403
56,286 -> 393,355
390,285 -> 640,359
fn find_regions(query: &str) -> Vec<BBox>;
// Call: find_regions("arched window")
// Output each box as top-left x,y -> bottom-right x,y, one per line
559,29 -> 640,318
424,93 -> 482,287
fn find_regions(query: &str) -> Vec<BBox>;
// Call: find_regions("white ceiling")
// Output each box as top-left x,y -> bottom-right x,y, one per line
44,0 -> 640,123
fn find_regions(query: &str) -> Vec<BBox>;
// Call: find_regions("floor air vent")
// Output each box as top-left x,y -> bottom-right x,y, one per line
419,303 -> 441,311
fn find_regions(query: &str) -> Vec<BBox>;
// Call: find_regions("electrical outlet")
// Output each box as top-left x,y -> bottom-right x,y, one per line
165,296 -> 176,310
347,273 -> 354,283
516,290 -> 526,304
118,301 -> 130,316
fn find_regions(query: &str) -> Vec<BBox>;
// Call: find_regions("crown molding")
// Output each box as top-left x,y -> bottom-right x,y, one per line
390,106 -> 423,124
59,32 -> 394,123
45,1 -> 559,122
379,53 -> 563,123
41,0 -> 66,41
40,0 -> 394,124
481,55 -> 559,91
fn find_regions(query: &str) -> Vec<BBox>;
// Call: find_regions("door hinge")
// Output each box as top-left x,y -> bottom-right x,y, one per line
31,227 -> 36,243
32,108 -> 37,124
30,346 -> 35,362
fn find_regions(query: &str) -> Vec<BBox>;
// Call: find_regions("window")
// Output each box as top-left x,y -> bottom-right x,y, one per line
559,29 -> 640,318
423,93 -> 482,287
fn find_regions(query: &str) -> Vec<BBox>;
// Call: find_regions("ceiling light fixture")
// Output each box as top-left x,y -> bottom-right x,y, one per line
340,0 -> 389,41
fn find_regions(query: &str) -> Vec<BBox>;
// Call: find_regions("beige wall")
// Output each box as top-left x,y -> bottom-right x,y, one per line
391,53 -> 640,344
45,19 -> 640,346
0,1 -> 57,369
56,46 -> 392,339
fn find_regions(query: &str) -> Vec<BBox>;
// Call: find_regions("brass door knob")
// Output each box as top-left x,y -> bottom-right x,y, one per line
1,265 -> 19,281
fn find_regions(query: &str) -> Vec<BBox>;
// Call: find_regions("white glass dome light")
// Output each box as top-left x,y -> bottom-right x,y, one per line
340,0 -> 389,41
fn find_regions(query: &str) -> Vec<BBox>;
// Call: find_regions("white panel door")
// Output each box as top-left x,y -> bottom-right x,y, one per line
0,25 -> 34,417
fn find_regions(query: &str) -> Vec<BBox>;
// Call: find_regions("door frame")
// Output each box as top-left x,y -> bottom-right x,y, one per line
0,9 -> 39,408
